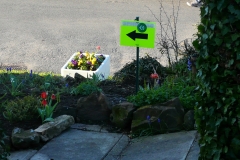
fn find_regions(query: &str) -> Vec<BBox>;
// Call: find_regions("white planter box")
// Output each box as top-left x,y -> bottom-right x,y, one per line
61,53 -> 110,80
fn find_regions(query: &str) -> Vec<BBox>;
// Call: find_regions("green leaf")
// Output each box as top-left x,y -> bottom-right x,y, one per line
214,38 -> 223,46
210,24 -> 216,30
212,64 -> 218,71
228,59 -> 234,66
221,26 -> 230,35
203,34 -> 208,40
231,118 -> 236,125
231,34 -> 240,41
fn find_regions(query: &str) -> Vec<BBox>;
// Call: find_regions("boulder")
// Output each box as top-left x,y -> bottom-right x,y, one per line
34,115 -> 75,141
74,73 -> 87,83
183,110 -> 195,130
110,102 -> 136,129
53,105 -> 77,119
11,128 -> 40,149
131,97 -> 185,134
76,92 -> 111,122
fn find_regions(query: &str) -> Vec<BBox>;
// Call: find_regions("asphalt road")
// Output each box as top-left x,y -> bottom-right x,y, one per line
0,0 -> 200,75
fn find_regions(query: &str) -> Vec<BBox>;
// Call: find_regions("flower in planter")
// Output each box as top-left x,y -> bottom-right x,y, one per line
67,46 -> 105,71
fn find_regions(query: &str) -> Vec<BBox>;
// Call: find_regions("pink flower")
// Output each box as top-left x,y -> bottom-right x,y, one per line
96,46 -> 100,50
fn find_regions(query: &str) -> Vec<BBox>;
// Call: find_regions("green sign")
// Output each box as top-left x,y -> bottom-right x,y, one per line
120,20 -> 156,48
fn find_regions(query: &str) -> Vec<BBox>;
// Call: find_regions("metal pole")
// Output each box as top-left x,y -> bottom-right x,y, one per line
135,17 -> 139,94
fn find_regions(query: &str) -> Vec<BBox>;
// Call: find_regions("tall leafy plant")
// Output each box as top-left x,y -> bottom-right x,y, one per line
193,0 -> 240,159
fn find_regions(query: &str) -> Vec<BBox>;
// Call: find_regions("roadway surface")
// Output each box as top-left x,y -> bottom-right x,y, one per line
0,0 -> 200,75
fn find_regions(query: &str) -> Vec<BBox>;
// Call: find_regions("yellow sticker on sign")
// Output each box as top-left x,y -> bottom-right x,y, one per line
120,20 -> 156,48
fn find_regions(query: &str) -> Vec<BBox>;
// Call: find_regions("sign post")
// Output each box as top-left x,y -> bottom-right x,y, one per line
120,18 -> 156,93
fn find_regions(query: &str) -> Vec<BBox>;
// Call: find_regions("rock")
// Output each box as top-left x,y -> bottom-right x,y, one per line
131,97 -> 185,134
76,92 -> 111,122
183,110 -> 195,130
74,73 -> 87,83
64,75 -> 76,85
53,105 -> 77,119
11,128 -> 40,149
34,115 -> 75,141
110,102 -> 136,129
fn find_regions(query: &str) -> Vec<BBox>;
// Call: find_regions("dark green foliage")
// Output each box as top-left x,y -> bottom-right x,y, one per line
3,95 -> 40,122
113,54 -> 166,86
193,0 -> 240,159
0,122 -> 10,159
127,76 -> 198,111
71,78 -> 102,96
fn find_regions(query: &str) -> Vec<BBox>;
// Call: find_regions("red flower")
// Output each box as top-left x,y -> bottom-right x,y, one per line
41,92 -> 47,99
42,99 -> 47,106
51,94 -> 56,100
150,73 -> 159,79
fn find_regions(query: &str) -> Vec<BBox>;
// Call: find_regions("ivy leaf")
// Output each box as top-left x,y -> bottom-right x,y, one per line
214,38 -> 223,46
231,118 -> 236,125
203,34 -> 208,40
228,5 -> 240,17
212,64 -> 218,71
231,34 -> 240,41
210,24 -> 216,30
228,59 -> 234,66
224,146 -> 228,153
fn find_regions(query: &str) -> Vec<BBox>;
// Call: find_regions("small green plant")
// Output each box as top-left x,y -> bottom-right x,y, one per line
71,74 -> 102,96
38,91 -> 60,123
3,95 -> 40,122
3,73 -> 24,96
127,76 -> 198,110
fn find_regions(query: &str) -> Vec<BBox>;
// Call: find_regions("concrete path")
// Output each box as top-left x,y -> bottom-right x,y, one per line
0,0 -> 200,75
8,124 -> 199,160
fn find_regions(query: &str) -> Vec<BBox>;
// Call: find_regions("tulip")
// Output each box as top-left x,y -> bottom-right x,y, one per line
51,94 -> 56,100
42,99 -> 47,106
150,73 -> 159,79
41,92 -> 47,99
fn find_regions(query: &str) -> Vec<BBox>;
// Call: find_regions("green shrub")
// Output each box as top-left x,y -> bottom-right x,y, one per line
113,54 -> 166,86
3,95 -> 40,122
127,76 -> 198,110
193,0 -> 240,159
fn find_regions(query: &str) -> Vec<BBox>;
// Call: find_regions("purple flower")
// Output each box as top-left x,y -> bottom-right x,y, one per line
71,60 -> 77,66
79,53 -> 84,59
87,61 -> 92,65
100,74 -> 104,79
147,115 -> 151,124
65,83 -> 69,87
6,67 -> 11,72
158,118 -> 161,123
187,58 -> 192,71
30,70 -> 33,77
147,115 -> 150,121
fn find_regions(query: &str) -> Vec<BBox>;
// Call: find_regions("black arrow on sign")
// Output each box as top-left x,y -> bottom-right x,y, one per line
127,30 -> 148,41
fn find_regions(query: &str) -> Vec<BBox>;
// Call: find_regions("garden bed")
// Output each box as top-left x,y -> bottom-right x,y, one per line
0,71 -> 135,151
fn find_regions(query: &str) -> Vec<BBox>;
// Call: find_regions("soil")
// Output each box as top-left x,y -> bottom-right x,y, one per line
0,77 -> 136,151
